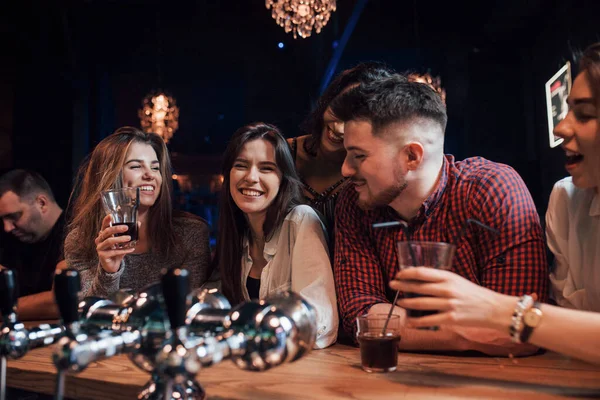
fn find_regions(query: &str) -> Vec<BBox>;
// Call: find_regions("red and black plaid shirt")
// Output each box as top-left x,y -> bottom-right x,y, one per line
334,155 -> 549,340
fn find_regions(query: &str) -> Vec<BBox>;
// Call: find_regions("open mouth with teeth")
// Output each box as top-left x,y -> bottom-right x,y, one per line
565,151 -> 584,166
240,188 -> 264,197
138,185 -> 155,193
327,129 -> 344,144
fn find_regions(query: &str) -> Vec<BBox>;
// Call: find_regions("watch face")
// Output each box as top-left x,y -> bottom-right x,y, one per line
524,309 -> 542,327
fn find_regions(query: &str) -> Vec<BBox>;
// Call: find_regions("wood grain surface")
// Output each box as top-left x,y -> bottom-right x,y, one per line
6,343 -> 600,399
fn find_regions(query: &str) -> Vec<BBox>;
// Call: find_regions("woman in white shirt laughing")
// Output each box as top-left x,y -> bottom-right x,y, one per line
213,122 -> 338,349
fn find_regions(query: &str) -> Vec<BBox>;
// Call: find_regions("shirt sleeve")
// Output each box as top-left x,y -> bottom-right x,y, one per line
470,164 -> 549,302
289,206 -> 339,349
334,187 -> 388,341
546,182 -> 580,308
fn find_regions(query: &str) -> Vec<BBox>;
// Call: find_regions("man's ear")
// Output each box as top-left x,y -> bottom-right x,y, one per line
405,142 -> 425,170
35,194 -> 49,213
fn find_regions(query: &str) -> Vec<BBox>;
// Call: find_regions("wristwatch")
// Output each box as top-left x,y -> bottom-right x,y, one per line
519,302 -> 543,343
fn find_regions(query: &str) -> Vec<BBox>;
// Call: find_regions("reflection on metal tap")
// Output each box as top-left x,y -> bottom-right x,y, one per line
0,269 -> 66,400
51,266 -> 318,400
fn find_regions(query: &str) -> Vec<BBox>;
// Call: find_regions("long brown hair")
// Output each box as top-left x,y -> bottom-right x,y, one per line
579,43 -> 600,187
215,122 -> 303,305
67,126 -> 176,261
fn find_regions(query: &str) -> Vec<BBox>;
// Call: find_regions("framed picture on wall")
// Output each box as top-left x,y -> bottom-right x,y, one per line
545,61 -> 572,148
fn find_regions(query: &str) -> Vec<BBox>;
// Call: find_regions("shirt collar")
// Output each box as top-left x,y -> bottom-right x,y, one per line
242,226 -> 281,258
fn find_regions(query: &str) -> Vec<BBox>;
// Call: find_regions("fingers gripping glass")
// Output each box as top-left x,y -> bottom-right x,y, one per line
101,187 -> 140,248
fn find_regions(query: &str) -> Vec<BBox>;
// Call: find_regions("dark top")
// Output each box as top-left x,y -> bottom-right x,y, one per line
0,212 -> 66,297
289,137 -> 347,251
246,276 -> 260,300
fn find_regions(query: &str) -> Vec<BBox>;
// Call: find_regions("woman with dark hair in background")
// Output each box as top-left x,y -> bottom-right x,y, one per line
390,43 -> 600,365
214,122 -> 338,348
65,126 -> 211,297
288,63 -> 395,237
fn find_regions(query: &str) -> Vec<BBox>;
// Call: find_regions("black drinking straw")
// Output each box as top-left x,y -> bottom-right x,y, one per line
372,221 -> 416,335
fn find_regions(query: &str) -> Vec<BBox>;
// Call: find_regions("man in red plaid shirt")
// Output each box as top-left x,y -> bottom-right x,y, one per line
330,74 -> 548,355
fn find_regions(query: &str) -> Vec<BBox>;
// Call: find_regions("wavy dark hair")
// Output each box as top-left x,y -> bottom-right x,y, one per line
300,62 -> 396,156
215,122 -> 303,305
580,43 -> 600,114
66,126 -> 176,262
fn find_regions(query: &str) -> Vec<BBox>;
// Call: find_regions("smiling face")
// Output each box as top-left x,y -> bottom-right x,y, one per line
341,120 -> 409,210
319,107 -> 346,154
554,71 -> 600,189
229,139 -> 282,222
121,142 -> 163,209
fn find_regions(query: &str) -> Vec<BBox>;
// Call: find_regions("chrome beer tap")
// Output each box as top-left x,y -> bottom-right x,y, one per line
148,289 -> 318,399
0,269 -> 64,400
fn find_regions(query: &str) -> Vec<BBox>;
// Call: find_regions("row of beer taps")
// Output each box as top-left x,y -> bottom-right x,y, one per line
0,267 -> 318,400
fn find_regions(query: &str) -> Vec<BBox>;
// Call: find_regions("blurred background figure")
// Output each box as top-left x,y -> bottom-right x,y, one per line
0,169 -> 64,319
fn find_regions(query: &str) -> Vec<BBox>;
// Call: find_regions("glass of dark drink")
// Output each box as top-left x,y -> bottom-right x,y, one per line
396,241 -> 455,325
101,187 -> 140,249
356,314 -> 400,373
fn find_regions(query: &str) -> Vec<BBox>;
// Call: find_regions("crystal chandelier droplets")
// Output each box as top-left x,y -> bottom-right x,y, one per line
266,0 -> 337,39
138,93 -> 180,144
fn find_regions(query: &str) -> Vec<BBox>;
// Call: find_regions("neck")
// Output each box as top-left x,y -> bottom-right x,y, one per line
317,144 -> 346,165
389,154 -> 444,221
40,205 -> 63,241
246,213 -> 266,242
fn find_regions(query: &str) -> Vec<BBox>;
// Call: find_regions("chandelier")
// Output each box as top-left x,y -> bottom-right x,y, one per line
408,73 -> 447,105
138,92 -> 180,144
265,0 -> 337,39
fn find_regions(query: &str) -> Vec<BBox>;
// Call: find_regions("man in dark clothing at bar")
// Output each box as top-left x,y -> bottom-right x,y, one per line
0,169 -> 65,319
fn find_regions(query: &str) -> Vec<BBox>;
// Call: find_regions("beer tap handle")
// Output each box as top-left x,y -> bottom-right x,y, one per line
0,269 -> 18,320
161,267 -> 190,332
53,269 -> 81,330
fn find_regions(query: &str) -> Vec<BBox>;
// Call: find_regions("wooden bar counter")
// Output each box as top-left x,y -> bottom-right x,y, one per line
6,343 -> 600,399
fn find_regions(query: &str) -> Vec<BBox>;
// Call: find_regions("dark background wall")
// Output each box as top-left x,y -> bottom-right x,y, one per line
1,0 -> 599,217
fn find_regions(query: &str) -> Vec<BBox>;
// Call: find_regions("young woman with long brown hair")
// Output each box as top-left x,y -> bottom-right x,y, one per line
214,122 -> 338,348
65,126 -> 211,297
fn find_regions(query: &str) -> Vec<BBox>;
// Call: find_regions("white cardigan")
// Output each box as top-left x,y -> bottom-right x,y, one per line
241,205 -> 339,349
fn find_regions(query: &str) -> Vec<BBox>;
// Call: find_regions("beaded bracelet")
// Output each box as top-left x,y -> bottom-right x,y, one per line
509,294 -> 533,343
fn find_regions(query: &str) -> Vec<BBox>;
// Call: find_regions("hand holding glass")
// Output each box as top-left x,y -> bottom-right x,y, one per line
396,241 -> 455,321
101,187 -> 140,248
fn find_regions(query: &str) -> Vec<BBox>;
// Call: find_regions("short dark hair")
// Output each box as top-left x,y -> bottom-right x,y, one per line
330,74 -> 448,135
301,62 -> 396,155
0,169 -> 55,202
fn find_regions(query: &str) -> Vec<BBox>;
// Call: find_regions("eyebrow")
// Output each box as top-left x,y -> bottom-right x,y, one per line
125,159 -> 160,164
346,146 -> 366,153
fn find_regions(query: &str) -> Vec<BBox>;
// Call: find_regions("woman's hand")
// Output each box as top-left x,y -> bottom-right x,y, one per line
389,267 -> 516,332
95,215 -> 135,274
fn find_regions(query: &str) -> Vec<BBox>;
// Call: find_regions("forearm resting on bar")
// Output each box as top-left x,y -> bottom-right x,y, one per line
368,303 -> 537,356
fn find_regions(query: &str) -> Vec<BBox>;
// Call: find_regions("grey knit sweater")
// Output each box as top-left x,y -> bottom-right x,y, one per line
65,214 -> 211,298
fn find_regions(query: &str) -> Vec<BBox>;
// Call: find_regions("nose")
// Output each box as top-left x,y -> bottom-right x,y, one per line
245,166 -> 259,183
3,219 -> 14,233
341,155 -> 355,178
553,113 -> 573,141
142,166 -> 154,180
